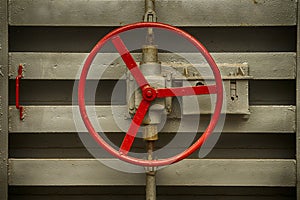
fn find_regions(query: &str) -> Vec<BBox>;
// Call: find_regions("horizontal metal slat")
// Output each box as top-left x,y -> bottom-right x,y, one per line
9,0 -> 296,26
8,158 -> 296,186
9,52 -> 296,80
7,187 -> 296,198
9,106 -> 296,133
9,133 -> 296,159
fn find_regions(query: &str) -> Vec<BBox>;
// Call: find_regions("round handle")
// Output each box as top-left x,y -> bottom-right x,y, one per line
78,22 -> 223,167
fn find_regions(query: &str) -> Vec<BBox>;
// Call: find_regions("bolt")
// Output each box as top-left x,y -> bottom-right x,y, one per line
183,67 -> 188,76
146,90 -> 153,97
167,73 -> 172,81
129,107 -> 134,110
167,105 -> 171,113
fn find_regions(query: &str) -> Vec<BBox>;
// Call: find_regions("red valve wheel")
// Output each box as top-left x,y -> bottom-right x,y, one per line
78,22 -> 223,167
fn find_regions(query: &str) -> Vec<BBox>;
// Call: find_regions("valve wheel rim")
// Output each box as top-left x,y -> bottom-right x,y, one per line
78,22 -> 223,167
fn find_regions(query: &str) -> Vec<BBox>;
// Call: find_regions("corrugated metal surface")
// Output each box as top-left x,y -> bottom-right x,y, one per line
0,0 -> 298,199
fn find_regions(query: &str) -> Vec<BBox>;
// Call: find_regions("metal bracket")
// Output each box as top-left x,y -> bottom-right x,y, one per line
143,0 -> 157,22
15,64 -> 24,120
180,63 -> 252,115
144,0 -> 157,45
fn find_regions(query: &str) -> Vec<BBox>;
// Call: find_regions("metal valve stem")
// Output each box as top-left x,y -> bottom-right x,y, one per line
143,1 -> 158,200
145,135 -> 156,200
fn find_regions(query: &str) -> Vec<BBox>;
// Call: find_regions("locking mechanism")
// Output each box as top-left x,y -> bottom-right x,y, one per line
127,45 -> 167,126
181,63 -> 251,115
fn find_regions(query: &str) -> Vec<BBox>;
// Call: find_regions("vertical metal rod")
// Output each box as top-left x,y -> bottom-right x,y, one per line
144,0 -> 156,44
296,0 -> 300,198
146,141 -> 156,200
0,0 -> 8,199
145,0 -> 155,11
144,1 -> 157,199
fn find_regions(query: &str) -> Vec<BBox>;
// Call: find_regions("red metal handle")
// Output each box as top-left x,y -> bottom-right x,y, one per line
78,22 -> 223,167
16,64 -> 24,120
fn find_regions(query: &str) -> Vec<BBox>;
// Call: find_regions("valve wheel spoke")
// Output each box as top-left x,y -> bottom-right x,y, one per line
119,99 -> 151,155
111,35 -> 149,88
156,85 -> 217,98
